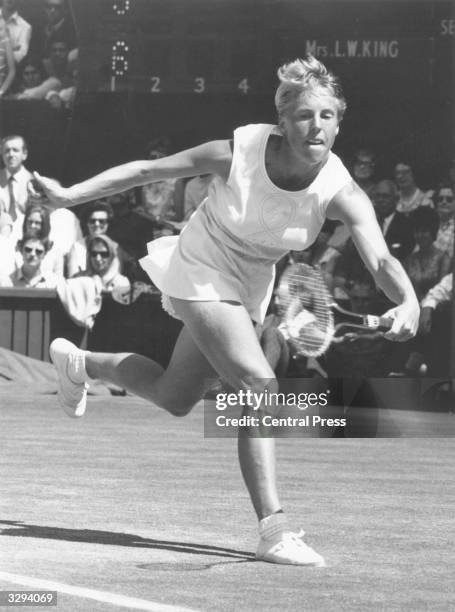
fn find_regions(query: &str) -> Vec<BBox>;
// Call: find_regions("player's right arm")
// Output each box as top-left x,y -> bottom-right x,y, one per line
33,140 -> 233,208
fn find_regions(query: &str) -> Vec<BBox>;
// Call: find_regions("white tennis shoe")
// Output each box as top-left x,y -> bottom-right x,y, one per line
50,338 -> 89,418
256,513 -> 325,566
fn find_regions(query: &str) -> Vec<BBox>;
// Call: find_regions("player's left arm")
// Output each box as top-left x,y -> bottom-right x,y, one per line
327,181 -> 419,342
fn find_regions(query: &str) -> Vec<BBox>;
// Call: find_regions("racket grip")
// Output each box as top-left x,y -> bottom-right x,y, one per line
365,315 -> 394,330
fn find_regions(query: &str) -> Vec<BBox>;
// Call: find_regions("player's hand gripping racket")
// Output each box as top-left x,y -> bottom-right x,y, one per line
277,263 -> 393,357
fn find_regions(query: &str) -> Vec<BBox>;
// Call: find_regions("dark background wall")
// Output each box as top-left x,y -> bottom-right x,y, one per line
3,0 -> 454,187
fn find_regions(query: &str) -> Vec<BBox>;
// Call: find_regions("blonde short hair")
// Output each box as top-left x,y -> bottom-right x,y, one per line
275,55 -> 347,121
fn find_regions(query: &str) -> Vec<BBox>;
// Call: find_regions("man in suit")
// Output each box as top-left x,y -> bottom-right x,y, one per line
31,0 -> 77,59
372,179 -> 414,261
0,134 -> 33,241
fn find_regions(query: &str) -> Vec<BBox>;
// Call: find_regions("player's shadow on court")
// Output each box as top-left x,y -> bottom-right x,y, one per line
0,520 -> 255,561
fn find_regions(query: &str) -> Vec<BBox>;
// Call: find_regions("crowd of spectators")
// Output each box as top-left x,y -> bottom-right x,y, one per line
0,131 -> 215,324
0,0 -> 77,111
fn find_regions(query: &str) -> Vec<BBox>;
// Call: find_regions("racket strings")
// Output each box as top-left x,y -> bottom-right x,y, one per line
280,266 -> 334,356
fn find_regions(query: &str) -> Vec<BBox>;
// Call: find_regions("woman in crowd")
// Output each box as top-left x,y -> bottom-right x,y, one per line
404,206 -> 451,301
67,199 -> 129,278
17,204 -> 64,276
433,180 -> 454,259
37,55 -> 419,567
76,234 -> 129,294
14,59 -> 45,94
394,160 -> 433,215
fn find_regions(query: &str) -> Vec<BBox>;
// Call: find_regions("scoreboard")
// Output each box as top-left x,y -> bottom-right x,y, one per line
73,0 -> 454,99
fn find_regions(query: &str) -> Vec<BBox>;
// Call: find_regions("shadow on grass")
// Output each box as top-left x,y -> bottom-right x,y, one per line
0,520 -> 255,561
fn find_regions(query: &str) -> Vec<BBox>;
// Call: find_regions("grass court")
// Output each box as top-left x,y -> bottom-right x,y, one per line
0,385 -> 454,611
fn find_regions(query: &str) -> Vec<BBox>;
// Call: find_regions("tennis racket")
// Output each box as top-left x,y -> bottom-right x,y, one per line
276,263 -> 393,357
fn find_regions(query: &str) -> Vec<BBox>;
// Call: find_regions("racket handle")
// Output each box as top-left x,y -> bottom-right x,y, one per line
365,315 -> 394,331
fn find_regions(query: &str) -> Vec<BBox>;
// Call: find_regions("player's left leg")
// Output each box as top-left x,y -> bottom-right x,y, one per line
170,298 -> 325,566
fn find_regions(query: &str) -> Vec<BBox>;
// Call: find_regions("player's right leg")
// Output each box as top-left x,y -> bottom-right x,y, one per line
50,328 -> 216,418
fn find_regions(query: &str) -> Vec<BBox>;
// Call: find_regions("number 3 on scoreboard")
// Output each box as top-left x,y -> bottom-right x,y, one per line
150,76 -> 161,93
194,77 -> 205,93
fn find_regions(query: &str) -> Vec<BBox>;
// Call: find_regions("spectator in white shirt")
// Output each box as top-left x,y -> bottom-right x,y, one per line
1,0 -> 31,64
0,14 -> 15,96
419,273 -> 453,335
0,212 -> 16,276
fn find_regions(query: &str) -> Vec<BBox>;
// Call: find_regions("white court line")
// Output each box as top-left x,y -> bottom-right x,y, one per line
0,571 -> 199,612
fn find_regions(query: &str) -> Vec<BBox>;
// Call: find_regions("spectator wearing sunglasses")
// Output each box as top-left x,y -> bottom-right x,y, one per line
67,200 -> 115,277
351,148 -> 377,197
76,234 -> 129,294
15,204 -> 65,276
0,233 -> 57,288
433,181 -> 454,259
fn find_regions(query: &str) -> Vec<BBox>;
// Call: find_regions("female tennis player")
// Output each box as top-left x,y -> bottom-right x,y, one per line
35,55 -> 419,566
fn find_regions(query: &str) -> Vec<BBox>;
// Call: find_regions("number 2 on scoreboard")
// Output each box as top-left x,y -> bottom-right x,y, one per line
150,76 -> 161,92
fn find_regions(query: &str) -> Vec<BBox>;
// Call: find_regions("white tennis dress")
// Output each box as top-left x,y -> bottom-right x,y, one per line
139,124 -> 352,323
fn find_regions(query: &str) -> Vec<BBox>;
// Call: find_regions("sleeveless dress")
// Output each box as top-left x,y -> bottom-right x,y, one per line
140,124 -> 352,323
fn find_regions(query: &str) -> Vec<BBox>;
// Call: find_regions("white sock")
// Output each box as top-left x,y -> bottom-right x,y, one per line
67,349 -> 90,384
259,512 -> 288,539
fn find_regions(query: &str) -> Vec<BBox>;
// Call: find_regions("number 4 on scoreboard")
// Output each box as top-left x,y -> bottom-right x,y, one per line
238,78 -> 250,94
